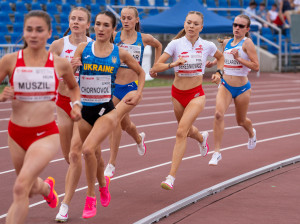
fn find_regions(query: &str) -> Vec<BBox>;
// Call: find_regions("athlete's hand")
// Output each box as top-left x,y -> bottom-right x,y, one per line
123,93 -> 141,106
149,68 -> 157,77
211,73 -> 221,84
206,61 -> 214,68
230,49 -> 239,60
70,105 -> 82,121
0,86 -> 14,102
70,57 -> 82,70
174,56 -> 187,66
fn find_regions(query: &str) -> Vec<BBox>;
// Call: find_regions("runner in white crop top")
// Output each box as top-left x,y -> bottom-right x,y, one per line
151,11 -> 224,190
206,14 -> 259,166
48,7 -> 92,222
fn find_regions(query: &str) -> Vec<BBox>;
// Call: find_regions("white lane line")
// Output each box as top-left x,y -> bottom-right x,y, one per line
0,132 -> 299,219
1,116 -> 299,175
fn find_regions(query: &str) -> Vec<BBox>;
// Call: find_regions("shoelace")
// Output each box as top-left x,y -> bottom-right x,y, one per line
84,199 -> 95,210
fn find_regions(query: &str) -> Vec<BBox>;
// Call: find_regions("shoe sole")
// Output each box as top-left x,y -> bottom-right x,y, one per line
55,218 -> 68,223
161,182 -> 173,190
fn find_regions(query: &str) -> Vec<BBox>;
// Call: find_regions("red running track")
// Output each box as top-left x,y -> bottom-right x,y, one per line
0,72 -> 299,224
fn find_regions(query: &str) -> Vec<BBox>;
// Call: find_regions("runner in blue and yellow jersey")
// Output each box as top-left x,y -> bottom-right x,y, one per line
72,11 -> 145,219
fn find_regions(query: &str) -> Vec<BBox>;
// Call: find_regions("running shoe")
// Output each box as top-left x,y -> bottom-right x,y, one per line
208,152 -> 222,166
248,128 -> 257,150
137,132 -> 146,156
99,176 -> 111,207
198,131 -> 209,157
161,175 -> 175,190
104,163 -> 115,178
82,196 -> 97,219
44,177 -> 59,208
55,203 -> 68,222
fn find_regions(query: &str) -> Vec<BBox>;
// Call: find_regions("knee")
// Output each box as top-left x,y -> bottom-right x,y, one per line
176,127 -> 188,140
69,151 -> 82,164
82,146 -> 94,160
13,179 -> 29,199
215,111 -> 224,121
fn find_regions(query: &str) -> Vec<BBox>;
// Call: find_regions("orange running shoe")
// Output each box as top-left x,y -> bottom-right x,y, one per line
43,177 -> 59,208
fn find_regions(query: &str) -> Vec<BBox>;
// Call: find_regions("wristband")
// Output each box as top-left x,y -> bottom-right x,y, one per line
168,62 -> 172,68
72,100 -> 83,109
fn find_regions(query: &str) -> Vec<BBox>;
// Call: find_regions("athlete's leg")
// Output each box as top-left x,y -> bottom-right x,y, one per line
169,96 -> 206,177
82,110 -> 117,197
56,106 -> 74,164
213,85 -> 233,153
61,122 -> 83,205
234,89 -> 254,137
108,96 -> 122,166
6,135 -> 60,224
121,113 -> 141,144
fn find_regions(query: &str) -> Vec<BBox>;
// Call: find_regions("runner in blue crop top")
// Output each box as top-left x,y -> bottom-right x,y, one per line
104,6 -> 162,178
206,15 -> 259,166
72,11 -> 146,219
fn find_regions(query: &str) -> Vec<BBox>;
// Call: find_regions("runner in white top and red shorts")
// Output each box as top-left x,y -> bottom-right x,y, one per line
49,7 -> 92,222
151,11 -> 224,190
206,14 -> 259,166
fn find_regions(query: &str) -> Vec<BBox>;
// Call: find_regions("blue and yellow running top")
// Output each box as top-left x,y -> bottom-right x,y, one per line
79,42 -> 121,106
114,31 -> 144,68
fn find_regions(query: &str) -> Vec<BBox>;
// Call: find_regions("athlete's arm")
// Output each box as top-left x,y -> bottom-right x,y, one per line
238,39 -> 259,71
72,42 -> 88,73
206,39 -> 228,68
0,54 -> 16,102
119,48 -> 145,105
48,38 -> 64,56
142,33 -> 162,64
211,50 -> 224,84
151,52 -> 186,75
54,56 -> 82,121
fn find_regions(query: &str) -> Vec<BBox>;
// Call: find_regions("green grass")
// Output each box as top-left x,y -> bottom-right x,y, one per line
0,84 -> 6,93
145,78 -> 173,87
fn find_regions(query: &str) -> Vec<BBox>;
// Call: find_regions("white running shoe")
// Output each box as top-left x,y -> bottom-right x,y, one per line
55,203 -> 68,223
198,131 -> 209,157
137,132 -> 146,156
209,152 -> 222,166
248,128 -> 257,150
104,164 -> 115,178
161,175 -> 175,190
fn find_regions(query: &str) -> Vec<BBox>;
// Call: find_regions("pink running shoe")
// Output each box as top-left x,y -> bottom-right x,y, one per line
43,177 -> 59,208
99,176 -> 111,207
82,196 -> 97,219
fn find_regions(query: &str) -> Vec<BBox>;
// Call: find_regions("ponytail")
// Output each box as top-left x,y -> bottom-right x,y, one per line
173,28 -> 186,40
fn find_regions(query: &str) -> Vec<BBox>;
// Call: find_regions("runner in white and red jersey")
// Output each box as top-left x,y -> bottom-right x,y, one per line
206,14 -> 259,166
48,7 -> 92,222
0,10 -> 81,224
151,11 -> 224,190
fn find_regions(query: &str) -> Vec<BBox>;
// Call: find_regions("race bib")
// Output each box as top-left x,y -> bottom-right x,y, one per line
13,67 -> 56,101
119,44 -> 142,66
224,51 -> 243,70
177,53 -> 203,77
80,75 -> 111,103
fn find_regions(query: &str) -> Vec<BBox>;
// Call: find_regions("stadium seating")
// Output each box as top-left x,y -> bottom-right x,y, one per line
0,1 -> 13,13
0,35 -> 7,44
13,22 -> 24,33
61,3 -> 71,15
155,0 -> 165,7
10,32 -> 23,44
140,0 -> 150,6
206,0 -> 217,8
0,12 -> 12,25
31,2 -> 42,10
14,12 -> 25,23
46,3 -> 58,14
0,22 -> 9,34
95,0 -> 107,6
125,0 -> 136,5
15,2 -> 29,13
